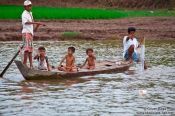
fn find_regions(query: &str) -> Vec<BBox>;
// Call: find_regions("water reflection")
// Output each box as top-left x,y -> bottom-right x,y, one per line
0,40 -> 175,115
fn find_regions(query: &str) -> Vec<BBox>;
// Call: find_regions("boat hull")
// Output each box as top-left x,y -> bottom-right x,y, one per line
15,60 -> 130,80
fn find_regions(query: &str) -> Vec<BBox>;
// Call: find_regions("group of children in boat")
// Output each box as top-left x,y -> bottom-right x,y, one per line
33,46 -> 96,72
21,0 -> 147,72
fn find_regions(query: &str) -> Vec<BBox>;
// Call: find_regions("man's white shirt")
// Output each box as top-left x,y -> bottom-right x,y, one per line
22,10 -> 34,35
123,36 -> 139,58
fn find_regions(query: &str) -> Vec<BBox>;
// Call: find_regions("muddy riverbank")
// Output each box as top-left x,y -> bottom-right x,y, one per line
0,17 -> 175,41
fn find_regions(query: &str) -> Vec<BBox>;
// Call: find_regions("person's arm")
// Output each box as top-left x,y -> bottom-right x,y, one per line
140,37 -> 145,45
25,21 -> 45,32
92,53 -> 96,60
93,55 -> 96,67
22,13 -> 45,32
123,36 -> 128,47
22,13 -> 45,26
123,37 -> 126,46
80,58 -> 87,68
59,56 -> 66,66
34,54 -> 39,60
137,37 -> 144,48
46,57 -> 51,71
25,21 -> 45,26
71,57 -> 75,67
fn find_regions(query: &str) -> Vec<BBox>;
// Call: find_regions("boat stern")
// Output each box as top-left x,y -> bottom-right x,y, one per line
14,60 -> 30,79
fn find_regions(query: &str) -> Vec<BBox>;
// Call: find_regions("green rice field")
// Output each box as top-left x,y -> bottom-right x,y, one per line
0,5 -> 174,19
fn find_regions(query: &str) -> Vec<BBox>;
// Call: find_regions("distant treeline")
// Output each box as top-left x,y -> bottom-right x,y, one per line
0,0 -> 174,9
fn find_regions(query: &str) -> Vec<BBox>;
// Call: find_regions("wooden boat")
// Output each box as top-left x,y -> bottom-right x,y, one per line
15,60 -> 131,80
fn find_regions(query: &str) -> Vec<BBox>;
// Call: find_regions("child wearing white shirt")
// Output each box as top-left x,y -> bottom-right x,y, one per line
123,27 -> 147,69
22,0 -> 45,68
123,27 -> 139,63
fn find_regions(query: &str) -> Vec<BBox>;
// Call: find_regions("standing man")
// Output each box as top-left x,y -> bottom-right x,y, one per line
22,0 -> 45,68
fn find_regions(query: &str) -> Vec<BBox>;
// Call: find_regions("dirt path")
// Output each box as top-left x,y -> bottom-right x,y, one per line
0,17 -> 175,41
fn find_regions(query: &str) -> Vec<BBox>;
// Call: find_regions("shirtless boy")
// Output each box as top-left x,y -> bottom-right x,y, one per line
81,48 -> 96,70
58,47 -> 77,72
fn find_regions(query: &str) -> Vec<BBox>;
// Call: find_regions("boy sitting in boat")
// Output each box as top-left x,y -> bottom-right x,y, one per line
34,47 -> 51,71
123,27 -> 147,69
58,47 -> 77,72
81,48 -> 96,70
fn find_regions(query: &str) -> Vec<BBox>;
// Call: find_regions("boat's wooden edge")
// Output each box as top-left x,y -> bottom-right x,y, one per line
15,60 -> 60,80
14,60 -> 30,79
15,60 -> 131,80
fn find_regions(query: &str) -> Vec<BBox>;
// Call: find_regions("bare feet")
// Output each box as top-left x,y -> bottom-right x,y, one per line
144,62 -> 148,70
128,58 -> 133,63
30,65 -> 33,69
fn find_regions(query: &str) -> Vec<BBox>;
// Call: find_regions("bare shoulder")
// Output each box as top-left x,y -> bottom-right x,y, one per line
65,55 -> 68,58
72,55 -> 75,60
45,56 -> 49,60
22,10 -> 27,17
86,56 -> 90,60
92,55 -> 96,59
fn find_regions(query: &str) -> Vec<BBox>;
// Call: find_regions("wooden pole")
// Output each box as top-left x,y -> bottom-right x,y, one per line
0,46 -> 23,77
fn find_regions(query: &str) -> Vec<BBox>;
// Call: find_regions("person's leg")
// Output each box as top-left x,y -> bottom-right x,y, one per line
28,52 -> 33,68
124,45 -> 134,63
88,66 -> 95,70
23,33 -> 30,66
128,45 -> 134,59
144,61 -> 148,69
72,66 -> 78,72
124,51 -> 129,60
23,51 -> 28,66
132,52 -> 139,62
58,65 -> 66,71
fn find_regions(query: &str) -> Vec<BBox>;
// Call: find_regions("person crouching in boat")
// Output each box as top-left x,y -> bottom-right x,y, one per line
123,27 -> 147,69
81,48 -> 96,70
22,0 -> 45,68
34,47 -> 51,71
58,47 -> 77,72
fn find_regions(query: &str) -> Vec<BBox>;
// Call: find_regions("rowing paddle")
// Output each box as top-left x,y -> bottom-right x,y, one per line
0,45 -> 23,77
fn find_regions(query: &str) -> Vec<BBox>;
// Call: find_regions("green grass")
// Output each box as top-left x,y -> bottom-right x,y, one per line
0,5 -> 174,19
61,32 -> 80,38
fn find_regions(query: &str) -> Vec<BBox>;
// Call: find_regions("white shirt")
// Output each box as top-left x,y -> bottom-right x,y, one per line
38,59 -> 47,70
123,36 -> 139,58
22,10 -> 34,35
37,56 -> 48,70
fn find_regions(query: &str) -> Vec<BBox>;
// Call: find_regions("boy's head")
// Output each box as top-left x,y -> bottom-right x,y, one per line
86,48 -> 94,56
128,27 -> 136,38
68,47 -> 75,55
24,0 -> 32,11
38,46 -> 46,56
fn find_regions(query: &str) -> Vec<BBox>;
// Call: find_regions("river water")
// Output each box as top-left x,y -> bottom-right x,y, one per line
0,40 -> 174,116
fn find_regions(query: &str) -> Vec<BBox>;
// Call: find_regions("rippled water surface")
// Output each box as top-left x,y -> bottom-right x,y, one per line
0,40 -> 175,116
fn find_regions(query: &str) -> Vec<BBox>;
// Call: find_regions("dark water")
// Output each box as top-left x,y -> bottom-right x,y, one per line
0,40 -> 175,116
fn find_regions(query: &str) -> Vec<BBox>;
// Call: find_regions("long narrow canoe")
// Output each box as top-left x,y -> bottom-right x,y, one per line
15,60 -> 130,80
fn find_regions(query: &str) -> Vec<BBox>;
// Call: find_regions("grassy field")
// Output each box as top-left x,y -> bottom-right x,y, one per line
0,5 -> 174,19
61,32 -> 81,38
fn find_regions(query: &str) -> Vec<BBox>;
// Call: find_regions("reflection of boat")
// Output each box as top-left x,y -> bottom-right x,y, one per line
15,60 -> 130,80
